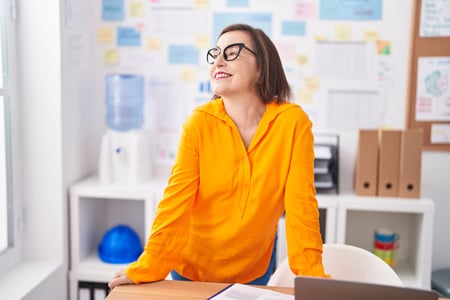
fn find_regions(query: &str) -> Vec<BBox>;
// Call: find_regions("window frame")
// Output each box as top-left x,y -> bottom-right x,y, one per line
0,0 -> 22,273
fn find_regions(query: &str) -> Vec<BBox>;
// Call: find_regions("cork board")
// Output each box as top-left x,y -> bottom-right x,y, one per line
406,0 -> 450,150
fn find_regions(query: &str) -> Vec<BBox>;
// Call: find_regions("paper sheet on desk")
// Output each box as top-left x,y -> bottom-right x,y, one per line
208,283 -> 294,300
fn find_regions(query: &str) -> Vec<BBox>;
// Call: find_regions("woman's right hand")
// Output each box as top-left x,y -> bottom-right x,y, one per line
108,269 -> 134,289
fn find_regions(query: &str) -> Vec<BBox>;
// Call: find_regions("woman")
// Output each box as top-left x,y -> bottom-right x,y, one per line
109,23 -> 326,288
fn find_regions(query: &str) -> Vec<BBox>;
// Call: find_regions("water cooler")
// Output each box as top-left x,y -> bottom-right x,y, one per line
98,74 -> 152,184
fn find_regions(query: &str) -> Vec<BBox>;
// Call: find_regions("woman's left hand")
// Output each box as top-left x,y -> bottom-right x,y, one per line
108,269 -> 134,289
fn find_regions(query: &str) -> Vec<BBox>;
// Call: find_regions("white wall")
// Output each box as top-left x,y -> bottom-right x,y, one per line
18,0 -> 64,262
422,153 -> 450,271
15,0 -> 67,298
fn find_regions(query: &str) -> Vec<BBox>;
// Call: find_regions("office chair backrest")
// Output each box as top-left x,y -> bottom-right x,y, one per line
322,243 -> 403,286
267,243 -> 403,287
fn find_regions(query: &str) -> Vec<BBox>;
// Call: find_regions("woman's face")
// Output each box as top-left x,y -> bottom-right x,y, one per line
208,30 -> 260,99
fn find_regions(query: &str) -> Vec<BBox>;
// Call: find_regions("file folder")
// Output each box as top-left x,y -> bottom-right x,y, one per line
354,130 -> 379,196
399,129 -> 423,198
377,130 -> 401,197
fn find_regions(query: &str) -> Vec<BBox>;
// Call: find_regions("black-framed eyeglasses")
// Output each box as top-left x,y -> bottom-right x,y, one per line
206,43 -> 256,65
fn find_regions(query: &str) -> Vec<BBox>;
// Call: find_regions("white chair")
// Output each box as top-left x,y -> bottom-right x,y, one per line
267,243 -> 403,287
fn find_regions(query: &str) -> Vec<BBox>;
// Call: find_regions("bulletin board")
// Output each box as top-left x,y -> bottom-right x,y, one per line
73,0 -> 416,167
406,0 -> 450,151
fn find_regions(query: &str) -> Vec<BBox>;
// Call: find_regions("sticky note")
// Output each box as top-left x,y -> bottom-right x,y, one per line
117,27 -> 141,46
102,0 -> 125,21
104,48 -> 119,65
98,27 -> 114,43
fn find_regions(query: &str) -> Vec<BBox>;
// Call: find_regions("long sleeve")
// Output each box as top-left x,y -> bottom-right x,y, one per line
284,111 -> 326,277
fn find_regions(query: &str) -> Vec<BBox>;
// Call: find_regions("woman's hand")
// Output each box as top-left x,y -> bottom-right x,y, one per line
108,269 -> 134,289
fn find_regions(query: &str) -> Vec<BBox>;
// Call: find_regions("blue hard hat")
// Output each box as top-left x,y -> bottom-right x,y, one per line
98,224 -> 143,264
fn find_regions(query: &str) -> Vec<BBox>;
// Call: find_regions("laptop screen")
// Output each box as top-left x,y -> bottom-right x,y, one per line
295,276 -> 439,300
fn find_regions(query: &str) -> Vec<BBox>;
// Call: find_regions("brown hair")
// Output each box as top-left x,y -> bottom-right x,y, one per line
212,23 -> 292,104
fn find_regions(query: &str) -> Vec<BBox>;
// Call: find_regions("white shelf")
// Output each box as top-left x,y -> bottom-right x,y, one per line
338,195 -> 433,289
70,175 -> 166,198
277,194 -> 434,290
71,252 -> 129,282
394,260 -> 421,288
69,176 -> 167,300
337,194 -> 434,213
70,177 -> 434,300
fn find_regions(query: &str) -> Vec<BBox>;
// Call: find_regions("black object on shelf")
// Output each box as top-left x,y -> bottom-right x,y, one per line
78,281 -> 109,300
314,133 -> 339,194
432,268 -> 450,297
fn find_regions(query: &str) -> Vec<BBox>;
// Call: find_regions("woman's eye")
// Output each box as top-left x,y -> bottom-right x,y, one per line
227,50 -> 238,58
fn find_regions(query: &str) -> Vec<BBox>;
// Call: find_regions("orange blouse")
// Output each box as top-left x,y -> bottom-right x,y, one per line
125,98 -> 326,283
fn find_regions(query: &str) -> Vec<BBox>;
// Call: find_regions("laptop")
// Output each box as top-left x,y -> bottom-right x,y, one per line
295,276 -> 439,300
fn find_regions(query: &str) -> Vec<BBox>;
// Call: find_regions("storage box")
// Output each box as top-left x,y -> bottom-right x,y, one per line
398,129 -> 423,198
377,130 -> 401,197
355,130 -> 379,196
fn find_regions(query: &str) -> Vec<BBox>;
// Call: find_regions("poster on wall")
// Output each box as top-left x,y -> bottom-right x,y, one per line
419,0 -> 450,37
415,56 -> 450,121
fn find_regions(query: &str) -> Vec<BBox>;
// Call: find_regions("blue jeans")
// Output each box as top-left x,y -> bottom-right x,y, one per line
170,238 -> 277,286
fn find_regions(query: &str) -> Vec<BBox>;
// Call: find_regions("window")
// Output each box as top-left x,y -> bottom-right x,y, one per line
0,0 -> 9,253
0,96 -> 9,253
0,0 -> 19,270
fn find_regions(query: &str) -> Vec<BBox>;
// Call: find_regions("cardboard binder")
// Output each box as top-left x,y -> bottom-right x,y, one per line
355,130 -> 379,196
377,130 -> 401,197
399,129 -> 423,198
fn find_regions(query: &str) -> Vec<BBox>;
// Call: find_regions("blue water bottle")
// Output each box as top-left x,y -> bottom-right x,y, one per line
105,74 -> 144,131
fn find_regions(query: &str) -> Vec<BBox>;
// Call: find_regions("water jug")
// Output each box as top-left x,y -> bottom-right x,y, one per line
105,74 -> 144,131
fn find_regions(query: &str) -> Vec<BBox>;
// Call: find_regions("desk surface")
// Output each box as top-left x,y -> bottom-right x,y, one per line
106,280 -> 449,300
106,280 -> 294,299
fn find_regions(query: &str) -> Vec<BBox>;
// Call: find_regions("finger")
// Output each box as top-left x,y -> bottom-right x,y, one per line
113,269 -> 125,278
109,275 -> 132,289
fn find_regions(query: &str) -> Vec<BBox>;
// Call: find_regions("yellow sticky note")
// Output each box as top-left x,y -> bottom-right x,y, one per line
334,24 -> 351,41
364,30 -> 379,43
296,54 -> 309,66
129,2 -> 144,17
147,36 -> 161,51
296,88 -> 313,104
180,67 -> 196,82
196,34 -> 210,49
304,76 -> 320,91
194,0 -> 209,9
314,35 -> 326,41
98,27 -> 114,44
104,49 -> 119,65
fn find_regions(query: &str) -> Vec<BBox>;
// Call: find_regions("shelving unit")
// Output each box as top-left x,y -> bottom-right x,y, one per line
336,195 -> 434,289
69,177 -> 434,299
68,176 -> 167,300
276,194 -> 434,289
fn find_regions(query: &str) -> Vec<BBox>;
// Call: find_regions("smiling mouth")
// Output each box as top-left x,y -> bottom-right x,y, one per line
215,72 -> 231,79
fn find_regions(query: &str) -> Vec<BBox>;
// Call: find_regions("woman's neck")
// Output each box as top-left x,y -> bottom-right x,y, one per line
222,95 -> 266,149
223,95 -> 265,127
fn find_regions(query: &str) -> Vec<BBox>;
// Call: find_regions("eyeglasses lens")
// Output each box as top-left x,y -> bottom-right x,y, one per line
207,48 -> 220,64
206,44 -> 248,64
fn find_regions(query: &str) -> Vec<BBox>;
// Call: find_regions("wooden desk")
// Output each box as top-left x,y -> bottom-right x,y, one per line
106,280 -> 450,300
106,280 -> 294,300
